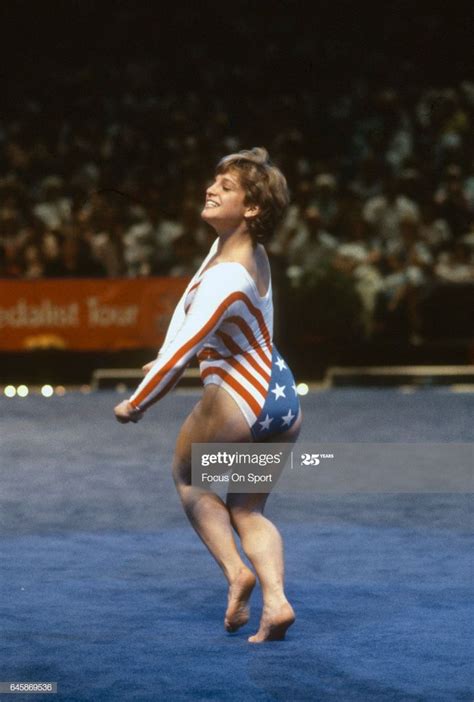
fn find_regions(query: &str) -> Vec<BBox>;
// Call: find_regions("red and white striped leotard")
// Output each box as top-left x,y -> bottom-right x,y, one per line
129,239 -> 299,438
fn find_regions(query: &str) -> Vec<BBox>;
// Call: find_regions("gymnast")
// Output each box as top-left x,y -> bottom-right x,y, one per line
114,147 -> 302,642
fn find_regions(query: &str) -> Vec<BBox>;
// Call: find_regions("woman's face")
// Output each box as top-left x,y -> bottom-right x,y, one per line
201,170 -> 257,232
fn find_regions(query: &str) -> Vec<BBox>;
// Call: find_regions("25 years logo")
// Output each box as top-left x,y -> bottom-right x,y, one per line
300,453 -> 334,466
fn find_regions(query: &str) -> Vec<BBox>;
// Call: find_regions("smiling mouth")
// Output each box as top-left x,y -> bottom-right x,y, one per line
204,200 -> 220,208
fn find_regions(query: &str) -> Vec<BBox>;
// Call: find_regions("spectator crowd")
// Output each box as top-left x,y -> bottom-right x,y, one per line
1,54 -> 473,341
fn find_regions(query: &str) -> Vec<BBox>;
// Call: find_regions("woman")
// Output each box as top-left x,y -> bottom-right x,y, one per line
114,148 -> 302,642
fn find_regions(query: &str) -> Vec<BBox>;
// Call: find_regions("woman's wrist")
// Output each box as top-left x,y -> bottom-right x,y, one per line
128,399 -> 143,414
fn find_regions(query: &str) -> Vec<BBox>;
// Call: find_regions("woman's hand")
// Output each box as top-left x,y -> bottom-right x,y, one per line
142,360 -> 156,374
114,399 -> 144,424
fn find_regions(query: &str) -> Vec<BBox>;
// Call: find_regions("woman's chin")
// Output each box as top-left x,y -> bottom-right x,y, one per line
201,208 -> 213,221
201,209 -> 220,226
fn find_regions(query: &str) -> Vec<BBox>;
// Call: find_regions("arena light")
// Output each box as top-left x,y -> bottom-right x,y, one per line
4,385 -> 16,398
399,386 -> 416,394
296,382 -> 309,396
17,385 -> 29,398
41,384 -> 54,398
55,385 -> 66,396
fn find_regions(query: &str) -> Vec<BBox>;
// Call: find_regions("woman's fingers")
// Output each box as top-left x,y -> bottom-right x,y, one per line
142,361 -> 155,373
114,401 -> 130,423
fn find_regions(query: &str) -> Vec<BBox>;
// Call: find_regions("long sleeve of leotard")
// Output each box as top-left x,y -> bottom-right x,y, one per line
153,239 -> 219,358
129,265 -> 248,411
157,287 -> 187,356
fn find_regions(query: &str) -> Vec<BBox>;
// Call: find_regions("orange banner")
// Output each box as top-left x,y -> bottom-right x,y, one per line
0,278 -> 190,351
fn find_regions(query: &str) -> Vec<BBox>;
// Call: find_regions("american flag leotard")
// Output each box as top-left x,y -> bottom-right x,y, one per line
129,239 -> 300,439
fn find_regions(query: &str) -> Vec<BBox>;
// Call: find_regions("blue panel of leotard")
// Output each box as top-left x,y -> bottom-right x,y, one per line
251,346 -> 300,440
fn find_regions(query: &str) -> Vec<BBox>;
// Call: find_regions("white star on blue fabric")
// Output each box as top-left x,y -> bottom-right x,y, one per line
281,409 -> 295,427
271,383 -> 286,400
275,357 -> 287,371
259,414 -> 273,432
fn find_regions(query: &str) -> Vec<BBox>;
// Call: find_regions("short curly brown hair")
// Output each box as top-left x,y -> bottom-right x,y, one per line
215,147 -> 289,245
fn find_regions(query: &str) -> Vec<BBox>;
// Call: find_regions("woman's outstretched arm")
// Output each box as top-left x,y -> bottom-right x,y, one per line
114,265 -> 248,421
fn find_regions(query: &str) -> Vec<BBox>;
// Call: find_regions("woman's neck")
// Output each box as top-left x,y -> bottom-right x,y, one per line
215,225 -> 254,260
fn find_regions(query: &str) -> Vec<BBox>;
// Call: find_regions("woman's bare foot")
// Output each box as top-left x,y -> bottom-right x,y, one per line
224,567 -> 256,632
248,601 -> 295,643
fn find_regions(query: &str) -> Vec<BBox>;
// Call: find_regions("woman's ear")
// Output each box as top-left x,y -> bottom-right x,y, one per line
244,203 -> 260,220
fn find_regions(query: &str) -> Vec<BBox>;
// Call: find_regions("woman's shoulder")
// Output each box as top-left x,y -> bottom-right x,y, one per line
206,261 -> 271,300
201,260 -> 252,285
197,242 -> 271,297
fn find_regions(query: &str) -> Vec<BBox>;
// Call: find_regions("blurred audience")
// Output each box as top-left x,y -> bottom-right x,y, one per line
0,55 -> 473,342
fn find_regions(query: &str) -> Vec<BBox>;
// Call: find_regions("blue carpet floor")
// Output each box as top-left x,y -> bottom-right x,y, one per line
0,389 -> 472,701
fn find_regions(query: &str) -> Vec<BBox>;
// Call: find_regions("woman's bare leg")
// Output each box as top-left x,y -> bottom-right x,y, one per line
226,411 -> 302,642
172,386 -> 257,631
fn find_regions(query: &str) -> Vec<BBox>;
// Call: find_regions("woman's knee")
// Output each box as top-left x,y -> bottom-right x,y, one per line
227,495 -> 267,530
228,505 -> 253,531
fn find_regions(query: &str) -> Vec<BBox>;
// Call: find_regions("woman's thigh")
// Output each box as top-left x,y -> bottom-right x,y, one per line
173,385 -> 253,487
173,389 -> 302,494
226,408 -> 303,515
